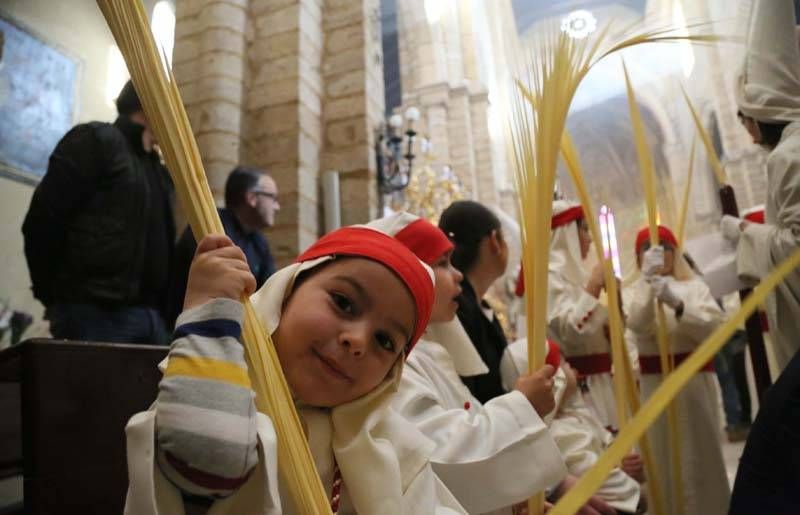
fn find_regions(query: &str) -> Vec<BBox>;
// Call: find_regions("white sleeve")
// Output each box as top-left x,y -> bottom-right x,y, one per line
550,416 -> 640,514
547,274 -> 610,356
394,361 -> 566,514
625,281 -> 656,337
124,410 -> 282,515
675,280 -> 726,344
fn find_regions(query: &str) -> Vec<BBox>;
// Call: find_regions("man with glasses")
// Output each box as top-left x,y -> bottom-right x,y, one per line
166,165 -> 278,328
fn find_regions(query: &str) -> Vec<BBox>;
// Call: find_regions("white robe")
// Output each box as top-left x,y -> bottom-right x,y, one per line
393,332 -> 567,514
500,339 -> 641,514
626,277 -> 730,515
547,271 -> 618,430
736,121 -> 800,373
124,407 -> 465,514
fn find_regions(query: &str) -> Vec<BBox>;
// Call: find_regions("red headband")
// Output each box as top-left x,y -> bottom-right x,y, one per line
297,227 -> 434,354
552,205 -> 584,229
394,219 -> 454,266
635,225 -> 678,254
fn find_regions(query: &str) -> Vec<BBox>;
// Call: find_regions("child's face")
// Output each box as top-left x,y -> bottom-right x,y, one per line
576,219 -> 592,260
430,250 -> 463,323
273,258 -> 416,407
637,243 -> 676,276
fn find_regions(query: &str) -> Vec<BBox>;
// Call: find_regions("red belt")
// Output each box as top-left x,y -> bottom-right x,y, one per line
639,352 -> 714,374
760,311 -> 770,333
567,353 -> 612,376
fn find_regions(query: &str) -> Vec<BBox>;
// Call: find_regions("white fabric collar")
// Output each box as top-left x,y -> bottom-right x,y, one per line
548,200 -> 587,284
423,318 -> 489,377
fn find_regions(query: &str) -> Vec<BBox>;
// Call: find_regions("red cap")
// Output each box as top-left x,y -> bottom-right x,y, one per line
515,205 -> 586,297
635,225 -> 678,254
552,205 -> 585,229
394,219 -> 454,265
297,227 -> 434,354
545,339 -> 562,369
743,209 -> 765,224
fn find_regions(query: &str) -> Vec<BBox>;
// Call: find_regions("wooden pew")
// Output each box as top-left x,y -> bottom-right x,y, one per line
0,339 -> 167,514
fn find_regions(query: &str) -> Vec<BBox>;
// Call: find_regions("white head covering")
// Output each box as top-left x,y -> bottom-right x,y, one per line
366,212 -> 489,377
249,230 -> 438,514
549,199 -> 587,284
736,0 -> 800,123
424,317 -> 489,376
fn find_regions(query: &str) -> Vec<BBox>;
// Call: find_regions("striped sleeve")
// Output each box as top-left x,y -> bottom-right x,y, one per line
154,298 -> 259,498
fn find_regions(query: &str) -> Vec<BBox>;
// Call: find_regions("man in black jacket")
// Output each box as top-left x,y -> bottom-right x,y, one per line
22,80 -> 175,345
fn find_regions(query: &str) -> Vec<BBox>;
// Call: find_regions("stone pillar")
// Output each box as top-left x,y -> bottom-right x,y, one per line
447,85 -> 478,194
243,0 -> 324,264
470,90 -> 497,205
321,0 -> 385,225
415,84 -> 451,183
173,0 -> 248,203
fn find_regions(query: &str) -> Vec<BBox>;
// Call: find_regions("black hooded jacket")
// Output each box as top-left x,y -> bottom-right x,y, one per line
22,116 -> 175,313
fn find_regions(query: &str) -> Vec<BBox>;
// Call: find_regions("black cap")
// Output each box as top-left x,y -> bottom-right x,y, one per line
115,80 -> 142,116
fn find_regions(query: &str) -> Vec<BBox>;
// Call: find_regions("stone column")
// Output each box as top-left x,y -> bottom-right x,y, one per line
173,0 -> 248,203
447,85 -> 478,194
470,90 -> 497,205
416,84 -> 451,184
243,0 -> 324,264
321,0 -> 385,225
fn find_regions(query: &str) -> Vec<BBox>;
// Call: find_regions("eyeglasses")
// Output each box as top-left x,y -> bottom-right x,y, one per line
252,190 -> 278,201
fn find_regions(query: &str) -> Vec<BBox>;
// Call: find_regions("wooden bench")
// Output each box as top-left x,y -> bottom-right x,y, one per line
0,339 -> 167,514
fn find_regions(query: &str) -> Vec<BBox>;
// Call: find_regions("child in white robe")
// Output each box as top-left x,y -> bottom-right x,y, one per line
627,225 -> 729,515
373,212 -> 627,515
501,338 -> 643,514
124,227 -> 467,514
518,200 -> 619,430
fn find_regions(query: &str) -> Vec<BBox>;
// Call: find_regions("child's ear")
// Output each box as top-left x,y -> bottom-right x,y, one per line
488,229 -> 501,254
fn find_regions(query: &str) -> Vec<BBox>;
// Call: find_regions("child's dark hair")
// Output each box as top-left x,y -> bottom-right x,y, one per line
438,200 -> 501,274
738,110 -> 789,149
757,121 -> 789,148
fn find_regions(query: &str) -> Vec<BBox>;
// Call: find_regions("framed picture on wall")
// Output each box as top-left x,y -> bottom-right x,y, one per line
0,12 -> 80,186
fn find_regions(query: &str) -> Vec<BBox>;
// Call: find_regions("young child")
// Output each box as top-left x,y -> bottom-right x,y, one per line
627,225 -> 729,515
543,200 -> 618,431
124,228 -> 467,514
368,212 -> 566,514
501,339 -> 643,514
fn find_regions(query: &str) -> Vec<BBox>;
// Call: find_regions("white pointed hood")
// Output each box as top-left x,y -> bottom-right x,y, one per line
737,0 -> 800,123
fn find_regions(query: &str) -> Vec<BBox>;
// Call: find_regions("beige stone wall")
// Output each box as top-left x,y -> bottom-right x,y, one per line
470,90 -> 497,205
174,0 -> 248,202
172,0 -> 383,265
241,0 -> 324,264
446,86 -> 477,194
321,0 -> 384,226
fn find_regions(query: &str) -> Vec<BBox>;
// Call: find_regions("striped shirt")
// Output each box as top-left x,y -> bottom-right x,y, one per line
155,298 -> 259,498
